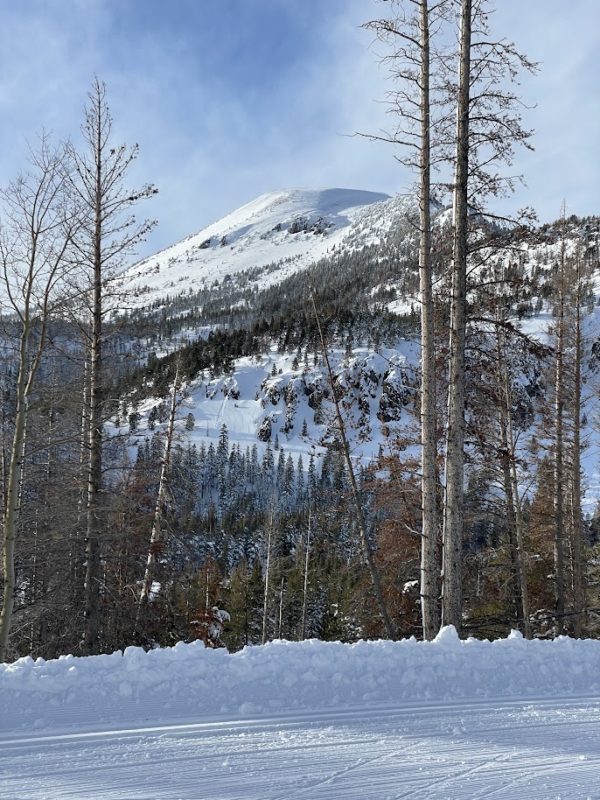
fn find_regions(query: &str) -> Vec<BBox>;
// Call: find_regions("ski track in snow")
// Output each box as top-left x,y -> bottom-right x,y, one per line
2,698 -> 600,799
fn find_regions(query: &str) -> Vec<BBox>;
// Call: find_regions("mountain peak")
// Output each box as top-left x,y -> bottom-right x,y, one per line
123,187 -> 395,310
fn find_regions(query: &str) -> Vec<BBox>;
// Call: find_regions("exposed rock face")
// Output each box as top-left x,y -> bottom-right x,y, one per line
258,417 -> 272,442
254,351 -> 411,447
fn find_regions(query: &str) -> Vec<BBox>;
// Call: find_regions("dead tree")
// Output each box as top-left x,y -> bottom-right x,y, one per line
137,362 -> 180,624
441,0 -> 472,632
311,292 -> 395,639
300,507 -> 312,641
67,78 -> 156,654
364,0 -> 453,640
441,0 -> 536,632
262,506 -> 275,645
552,214 -> 568,634
0,139 -> 75,662
570,250 -> 586,636
494,310 -> 531,637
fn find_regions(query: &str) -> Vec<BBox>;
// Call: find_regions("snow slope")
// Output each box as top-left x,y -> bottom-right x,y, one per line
2,631 -> 600,798
119,188 -> 393,309
119,343 -> 419,473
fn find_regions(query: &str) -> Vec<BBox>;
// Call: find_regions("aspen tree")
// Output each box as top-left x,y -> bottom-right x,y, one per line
137,362 -> 180,623
0,139 -> 75,661
262,507 -> 274,644
300,507 -> 312,641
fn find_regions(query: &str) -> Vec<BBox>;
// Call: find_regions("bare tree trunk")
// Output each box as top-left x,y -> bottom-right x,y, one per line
300,508 -> 312,641
553,225 -> 567,636
261,511 -> 273,645
418,0 -> 440,640
82,242 -> 102,652
1,408 -> 7,515
0,323 -> 32,662
72,357 -> 90,597
311,293 -> 395,639
205,565 -> 210,612
442,0 -> 471,633
277,576 -> 284,640
495,320 -> 531,637
570,253 -> 586,636
498,411 -> 523,625
505,393 -> 531,639
138,364 -> 180,617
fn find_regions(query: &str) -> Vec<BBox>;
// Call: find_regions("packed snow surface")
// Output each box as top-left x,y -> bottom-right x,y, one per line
2,630 -> 600,798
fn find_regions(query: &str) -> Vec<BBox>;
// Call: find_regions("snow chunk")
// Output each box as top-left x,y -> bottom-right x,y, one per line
433,625 -> 461,647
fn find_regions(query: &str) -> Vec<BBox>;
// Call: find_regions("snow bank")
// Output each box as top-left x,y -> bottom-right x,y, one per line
2,628 -> 600,734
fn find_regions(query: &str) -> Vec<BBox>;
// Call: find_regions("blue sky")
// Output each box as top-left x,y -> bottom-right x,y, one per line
1,0 -> 598,258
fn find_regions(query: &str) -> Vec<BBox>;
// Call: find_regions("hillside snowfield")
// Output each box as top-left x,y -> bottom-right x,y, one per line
2,631 -> 600,798
117,343 -> 420,473
119,188 -> 393,308
115,188 -> 600,515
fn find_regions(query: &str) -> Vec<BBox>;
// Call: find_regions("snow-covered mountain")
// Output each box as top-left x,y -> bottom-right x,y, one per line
116,192 -> 600,516
119,188 -> 421,311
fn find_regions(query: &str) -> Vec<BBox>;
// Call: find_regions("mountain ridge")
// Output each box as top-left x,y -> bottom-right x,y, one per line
119,187 -> 417,312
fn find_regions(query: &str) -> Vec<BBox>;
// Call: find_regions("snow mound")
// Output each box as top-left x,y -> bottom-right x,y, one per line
2,629 -> 600,734
0,628 -> 600,730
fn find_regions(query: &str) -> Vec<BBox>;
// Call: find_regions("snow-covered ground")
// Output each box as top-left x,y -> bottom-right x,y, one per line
115,341 -> 420,476
2,630 -> 600,798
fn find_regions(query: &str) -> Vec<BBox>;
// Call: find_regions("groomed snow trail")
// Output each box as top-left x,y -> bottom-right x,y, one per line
2,698 -> 600,799
3,631 -> 600,798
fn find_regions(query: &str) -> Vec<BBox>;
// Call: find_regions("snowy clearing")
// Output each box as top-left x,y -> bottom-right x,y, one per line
2,630 -> 600,799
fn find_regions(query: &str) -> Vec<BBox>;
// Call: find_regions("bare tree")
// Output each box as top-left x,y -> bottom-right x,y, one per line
441,0 -> 536,632
261,506 -> 275,645
441,0 -> 472,631
137,361 -> 180,627
300,506 -> 312,641
67,78 -> 156,653
494,311 -> 530,637
364,0 -> 453,640
311,292 -> 395,639
365,0 -> 535,635
570,249 -> 586,636
0,138 -> 75,662
550,224 -> 587,637
552,212 -> 568,634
